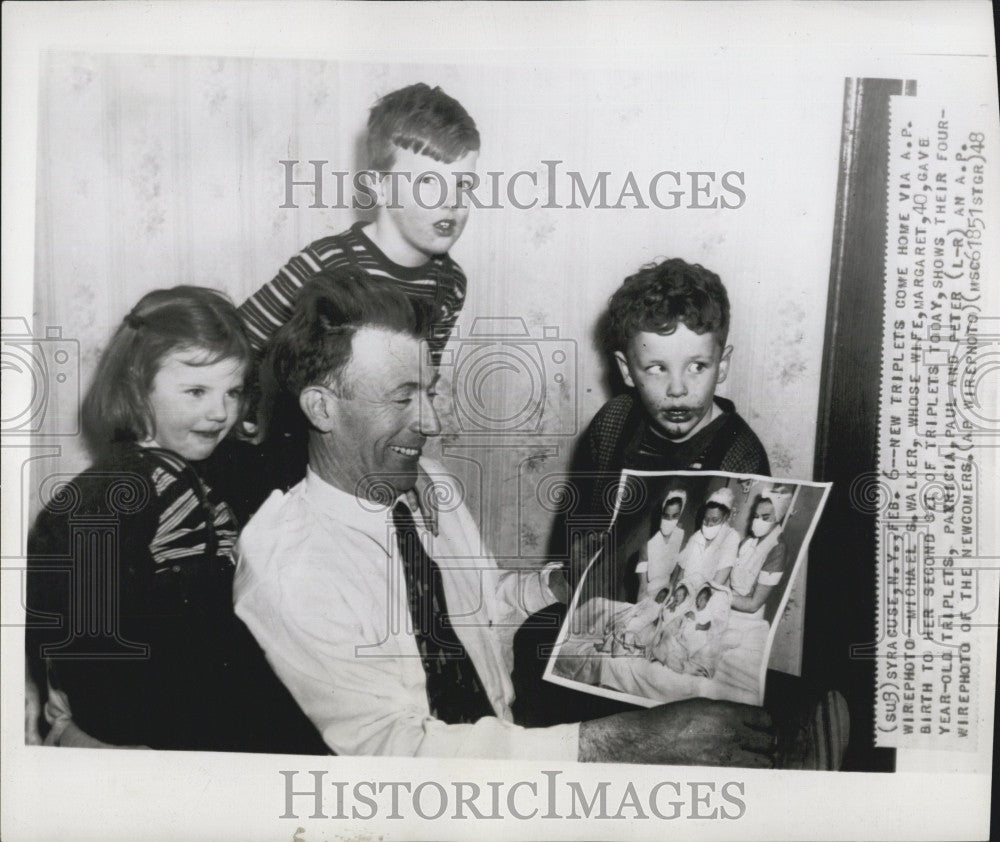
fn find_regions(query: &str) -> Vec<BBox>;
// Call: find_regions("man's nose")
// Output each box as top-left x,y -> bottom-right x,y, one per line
415,393 -> 442,437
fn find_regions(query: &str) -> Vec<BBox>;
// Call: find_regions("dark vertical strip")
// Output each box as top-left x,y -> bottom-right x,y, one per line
808,77 -> 915,773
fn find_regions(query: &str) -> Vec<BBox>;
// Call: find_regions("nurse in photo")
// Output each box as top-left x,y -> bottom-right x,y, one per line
636,489 -> 688,599
716,486 -> 791,617
670,486 -> 740,587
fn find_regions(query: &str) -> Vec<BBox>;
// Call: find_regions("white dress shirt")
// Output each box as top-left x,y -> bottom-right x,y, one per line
234,460 -> 578,759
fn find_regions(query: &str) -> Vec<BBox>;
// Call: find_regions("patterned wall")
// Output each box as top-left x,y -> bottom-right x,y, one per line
32,51 -> 845,673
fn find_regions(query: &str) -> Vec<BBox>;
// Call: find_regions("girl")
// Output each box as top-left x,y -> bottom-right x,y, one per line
26,286 -> 325,753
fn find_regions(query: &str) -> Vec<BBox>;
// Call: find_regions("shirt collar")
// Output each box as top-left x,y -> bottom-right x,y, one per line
303,466 -> 417,540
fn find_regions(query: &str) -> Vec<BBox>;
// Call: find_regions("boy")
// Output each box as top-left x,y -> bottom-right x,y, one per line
517,258 -> 772,718
238,83 -> 479,362
573,257 -> 768,535
517,259 -> 847,768
232,84 -> 478,495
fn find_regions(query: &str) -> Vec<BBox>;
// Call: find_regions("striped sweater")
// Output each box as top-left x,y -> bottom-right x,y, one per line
238,221 -> 467,358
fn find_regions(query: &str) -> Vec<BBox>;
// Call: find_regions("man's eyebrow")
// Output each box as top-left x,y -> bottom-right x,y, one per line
387,381 -> 420,396
386,376 -> 439,394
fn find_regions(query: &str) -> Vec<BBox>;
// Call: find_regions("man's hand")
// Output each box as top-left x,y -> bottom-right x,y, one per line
578,698 -> 774,768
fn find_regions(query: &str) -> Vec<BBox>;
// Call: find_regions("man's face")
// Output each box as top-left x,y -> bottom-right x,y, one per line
376,147 -> 478,266
615,325 -> 731,442
317,327 -> 440,500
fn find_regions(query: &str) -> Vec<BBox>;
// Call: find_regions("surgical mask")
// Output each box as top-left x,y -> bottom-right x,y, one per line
751,517 -> 774,538
701,523 -> 723,540
659,518 -> 678,537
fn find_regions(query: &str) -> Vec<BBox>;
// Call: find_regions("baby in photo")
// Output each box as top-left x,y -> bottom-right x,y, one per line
596,585 -> 673,657
649,583 -> 730,677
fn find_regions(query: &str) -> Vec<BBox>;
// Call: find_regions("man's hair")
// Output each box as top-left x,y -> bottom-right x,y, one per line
605,258 -> 730,353
260,268 -> 427,437
366,83 -> 480,172
81,286 -> 251,458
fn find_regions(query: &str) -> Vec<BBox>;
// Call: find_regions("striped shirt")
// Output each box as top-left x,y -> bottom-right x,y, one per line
143,447 -> 239,575
238,221 -> 467,358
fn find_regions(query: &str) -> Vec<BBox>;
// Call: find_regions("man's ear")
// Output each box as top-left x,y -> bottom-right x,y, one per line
299,385 -> 337,432
717,345 -> 734,384
614,350 -> 636,389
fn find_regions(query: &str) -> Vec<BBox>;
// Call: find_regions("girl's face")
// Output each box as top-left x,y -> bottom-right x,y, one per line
145,348 -> 246,461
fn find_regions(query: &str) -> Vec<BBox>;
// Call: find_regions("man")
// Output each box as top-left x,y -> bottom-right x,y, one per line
233,270 -> 773,764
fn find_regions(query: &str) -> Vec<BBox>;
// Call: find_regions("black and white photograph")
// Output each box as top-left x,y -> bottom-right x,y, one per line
2,3 -> 997,841
546,472 -> 830,710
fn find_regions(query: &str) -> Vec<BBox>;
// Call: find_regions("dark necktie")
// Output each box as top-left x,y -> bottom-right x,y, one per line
392,502 -> 495,725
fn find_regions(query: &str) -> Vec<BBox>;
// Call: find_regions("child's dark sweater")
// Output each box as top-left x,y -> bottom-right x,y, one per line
571,392 -> 769,528
26,441 -> 326,754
